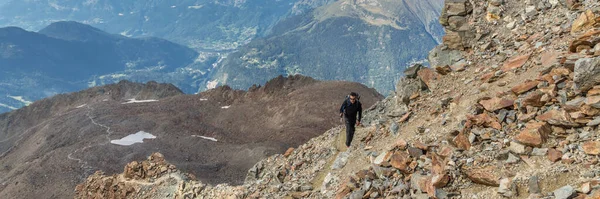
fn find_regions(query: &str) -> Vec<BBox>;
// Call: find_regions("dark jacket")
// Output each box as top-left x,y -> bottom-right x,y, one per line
340,99 -> 362,122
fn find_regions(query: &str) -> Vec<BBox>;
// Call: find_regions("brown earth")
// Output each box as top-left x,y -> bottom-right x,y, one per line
0,75 -> 382,199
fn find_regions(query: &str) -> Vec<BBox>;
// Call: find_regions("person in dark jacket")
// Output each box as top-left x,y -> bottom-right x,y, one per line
339,92 -> 362,149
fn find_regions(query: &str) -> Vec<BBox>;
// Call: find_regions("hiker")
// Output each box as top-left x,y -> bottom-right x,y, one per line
339,92 -> 362,149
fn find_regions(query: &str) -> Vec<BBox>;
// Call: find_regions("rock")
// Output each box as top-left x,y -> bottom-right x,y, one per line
522,91 -> 546,107
443,0 -> 473,16
582,182 -> 591,194
527,175 -> 541,194
332,152 -> 350,170
396,78 -> 424,106
502,54 -> 531,72
284,148 -> 295,157
498,178 -> 517,197
417,68 -> 437,90
373,151 -> 393,166
450,59 -> 467,71
479,97 -> 514,112
348,189 -> 365,199
531,148 -> 548,156
465,167 -> 500,186
574,57 -> 600,92
536,109 -> 579,127
408,147 -> 424,158
540,51 -> 562,68
428,46 -> 463,68
448,16 -> 468,31
583,141 -> 600,155
509,142 -> 527,154
505,153 -> 520,164
506,21 -> 516,29
511,80 -> 539,95
571,10 -> 596,34
514,122 -> 551,147
390,122 -> 399,135
490,0 -> 503,6
404,64 -> 423,78
395,139 -> 408,150
443,31 -> 466,50
468,112 -> 502,130
453,132 -> 471,150
390,151 -> 411,173
588,117 -> 600,126
548,148 -> 563,162
553,185 -> 575,199
586,95 -> 600,108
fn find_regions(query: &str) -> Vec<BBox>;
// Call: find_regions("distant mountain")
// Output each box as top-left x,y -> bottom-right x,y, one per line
212,0 -> 444,93
0,75 -> 383,199
0,0 -> 334,50
0,21 -> 198,113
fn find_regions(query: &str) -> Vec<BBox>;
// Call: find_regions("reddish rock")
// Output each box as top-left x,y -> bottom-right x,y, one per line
414,141 -> 429,151
480,72 -> 497,83
435,65 -> 452,75
548,148 -> 563,162
437,146 -> 454,158
284,148 -> 295,157
417,68 -> 437,90
479,97 -> 514,112
522,91 -> 546,107
395,139 -> 408,150
465,167 -> 500,186
468,112 -> 502,130
583,141 -> 600,155
511,80 -> 539,95
453,132 -> 471,150
540,51 -> 562,68
502,54 -> 531,72
514,122 -> 551,147
581,105 -> 600,116
390,151 -> 412,173
587,88 -> 600,96
536,109 -> 580,127
399,112 -> 411,123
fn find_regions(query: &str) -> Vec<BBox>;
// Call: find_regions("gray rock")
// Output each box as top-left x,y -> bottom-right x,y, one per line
509,141 -> 527,154
529,175 -> 540,194
506,153 -> 520,164
443,0 -> 473,16
390,182 -> 408,194
436,188 -> 449,199
404,64 -> 423,78
370,192 -> 379,198
497,109 -> 508,122
498,178 -> 516,197
587,116 -> 600,126
411,174 -> 424,193
390,122 -> 399,135
408,147 -> 424,158
349,190 -> 365,199
565,97 -> 586,107
300,185 -> 313,191
531,148 -> 548,156
428,46 -> 463,68
574,57 -> 600,91
553,185 -> 575,199
332,151 -> 350,170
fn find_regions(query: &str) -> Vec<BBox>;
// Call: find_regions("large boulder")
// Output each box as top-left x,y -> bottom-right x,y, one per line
574,57 -> 600,91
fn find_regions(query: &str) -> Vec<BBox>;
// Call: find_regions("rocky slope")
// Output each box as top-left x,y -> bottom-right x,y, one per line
75,0 -> 600,198
0,75 -> 382,199
212,0 -> 445,93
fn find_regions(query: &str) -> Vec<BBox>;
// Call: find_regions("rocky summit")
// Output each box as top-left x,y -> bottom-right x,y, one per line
71,0 -> 600,198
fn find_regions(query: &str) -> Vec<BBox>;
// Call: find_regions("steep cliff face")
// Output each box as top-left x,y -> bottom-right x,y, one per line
212,0 -> 445,94
74,0 -> 600,198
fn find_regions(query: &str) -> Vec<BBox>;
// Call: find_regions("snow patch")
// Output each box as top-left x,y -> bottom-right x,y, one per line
221,106 -> 230,109
7,95 -> 32,106
188,5 -> 203,9
122,99 -> 159,104
76,104 -> 87,108
199,98 -> 208,101
118,13 -> 124,16
0,103 -> 17,110
110,131 -> 156,146
192,135 -> 217,142
207,80 -> 218,90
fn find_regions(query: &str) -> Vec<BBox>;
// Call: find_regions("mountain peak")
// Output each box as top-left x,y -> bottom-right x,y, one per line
38,21 -> 122,42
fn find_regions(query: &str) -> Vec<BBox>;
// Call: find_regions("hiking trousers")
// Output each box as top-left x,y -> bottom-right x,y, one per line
345,117 -> 356,147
